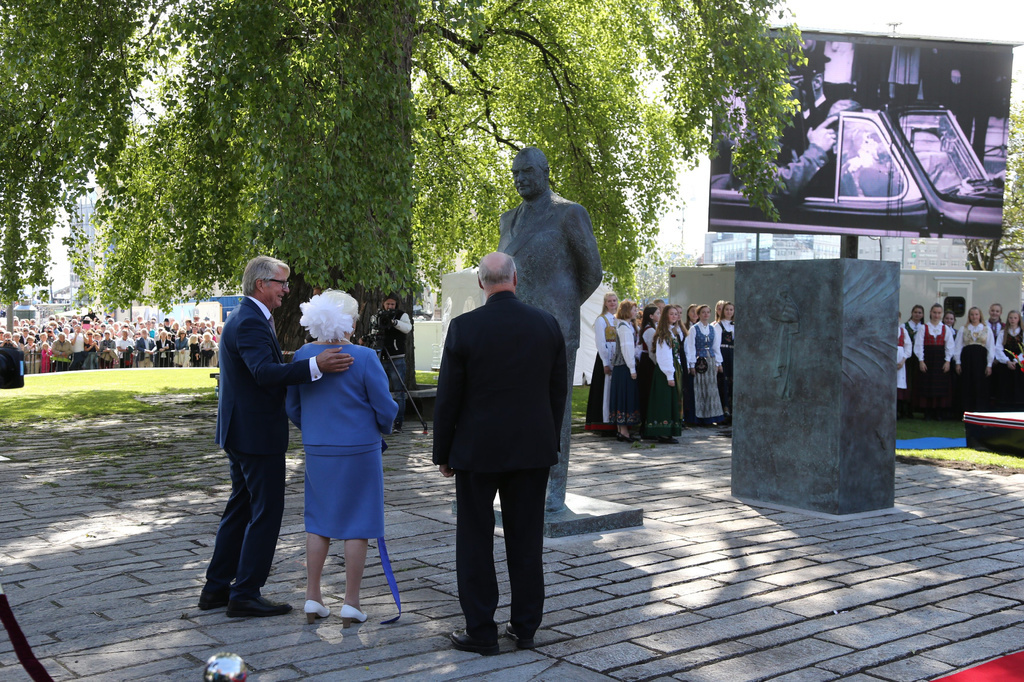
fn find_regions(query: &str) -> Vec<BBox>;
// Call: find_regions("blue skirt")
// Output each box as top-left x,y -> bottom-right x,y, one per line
609,364 -> 640,426
304,444 -> 385,540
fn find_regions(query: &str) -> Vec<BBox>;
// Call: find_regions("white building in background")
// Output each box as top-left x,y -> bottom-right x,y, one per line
702,232 -> 969,272
68,190 -> 98,302
857,237 -> 969,270
703,233 -> 842,264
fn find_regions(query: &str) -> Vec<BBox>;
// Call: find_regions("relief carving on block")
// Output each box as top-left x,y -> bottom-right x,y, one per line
769,286 -> 800,400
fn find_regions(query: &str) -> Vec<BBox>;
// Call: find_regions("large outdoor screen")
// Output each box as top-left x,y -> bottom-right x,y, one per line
709,34 -> 1014,240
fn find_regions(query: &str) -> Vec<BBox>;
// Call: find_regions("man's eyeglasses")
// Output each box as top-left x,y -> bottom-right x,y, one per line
265,278 -> 290,290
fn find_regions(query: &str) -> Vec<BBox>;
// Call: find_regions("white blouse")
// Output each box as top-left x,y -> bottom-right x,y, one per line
913,322 -> 954,363
714,319 -> 735,340
615,322 -> 637,373
654,329 -> 685,381
897,325 -> 913,390
684,322 -> 723,367
594,313 -> 617,367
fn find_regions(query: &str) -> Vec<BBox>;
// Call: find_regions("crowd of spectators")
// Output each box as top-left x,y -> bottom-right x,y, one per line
0,311 -> 222,375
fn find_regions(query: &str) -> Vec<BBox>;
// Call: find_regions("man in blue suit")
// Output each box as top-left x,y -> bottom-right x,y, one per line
433,252 -> 568,654
199,255 -> 352,618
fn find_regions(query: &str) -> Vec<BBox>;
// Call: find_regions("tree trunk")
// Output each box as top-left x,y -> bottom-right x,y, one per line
272,273 -> 417,390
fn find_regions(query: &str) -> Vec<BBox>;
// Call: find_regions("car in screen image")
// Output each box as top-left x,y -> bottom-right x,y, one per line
709,105 -> 1004,240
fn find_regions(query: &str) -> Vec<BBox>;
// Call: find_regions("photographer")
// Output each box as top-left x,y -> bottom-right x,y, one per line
376,293 -> 412,432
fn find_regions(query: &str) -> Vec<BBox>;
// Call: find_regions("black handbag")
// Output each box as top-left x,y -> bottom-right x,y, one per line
695,356 -> 709,374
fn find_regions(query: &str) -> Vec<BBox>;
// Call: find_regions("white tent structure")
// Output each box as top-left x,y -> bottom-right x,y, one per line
439,268 -> 612,386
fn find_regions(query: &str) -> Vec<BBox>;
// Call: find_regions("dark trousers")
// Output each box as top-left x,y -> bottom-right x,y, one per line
384,354 -> 407,427
455,467 -> 549,643
204,447 -> 286,600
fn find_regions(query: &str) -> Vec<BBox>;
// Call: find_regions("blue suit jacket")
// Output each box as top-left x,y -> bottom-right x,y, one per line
215,297 -> 313,455
286,343 -> 398,453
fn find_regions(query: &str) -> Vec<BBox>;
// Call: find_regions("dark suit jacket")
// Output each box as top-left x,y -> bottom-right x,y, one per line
432,291 -> 568,472
215,297 -> 312,456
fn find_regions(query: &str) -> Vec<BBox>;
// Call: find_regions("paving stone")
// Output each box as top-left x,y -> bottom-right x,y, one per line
765,668 -> 841,682
873,576 -> 1003,611
928,609 -> 1024,640
674,638 -> 852,682
610,641 -> 754,681
864,655 -> 954,681
817,634 -> 948,675
738,605 -> 892,650
565,642 -> 659,671
816,606 -> 971,648
936,592 -> 1019,615
775,579 -> 923,617
635,606 -> 804,654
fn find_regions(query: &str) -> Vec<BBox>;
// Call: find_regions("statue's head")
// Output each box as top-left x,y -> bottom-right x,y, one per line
511,147 -> 550,200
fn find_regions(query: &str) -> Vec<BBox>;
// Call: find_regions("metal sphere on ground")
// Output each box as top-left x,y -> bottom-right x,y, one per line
203,652 -> 248,682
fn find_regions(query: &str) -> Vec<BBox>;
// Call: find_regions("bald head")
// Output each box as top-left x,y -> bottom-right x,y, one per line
478,252 -> 517,296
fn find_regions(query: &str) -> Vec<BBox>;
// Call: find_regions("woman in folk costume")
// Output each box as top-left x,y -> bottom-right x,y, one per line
584,292 -> 620,434
636,305 -> 660,432
608,300 -> 642,441
904,304 -> 925,417
897,312 -> 913,416
995,310 -> 1024,410
714,301 -> 735,421
942,310 -> 963,418
644,305 -> 685,443
684,304 -> 725,425
954,306 -> 994,414
668,305 -> 695,424
913,303 -> 954,420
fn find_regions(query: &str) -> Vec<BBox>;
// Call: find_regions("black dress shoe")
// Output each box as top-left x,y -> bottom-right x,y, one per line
505,623 -> 536,650
449,630 -> 499,656
657,436 -> 679,444
226,596 -> 293,618
198,589 -> 230,610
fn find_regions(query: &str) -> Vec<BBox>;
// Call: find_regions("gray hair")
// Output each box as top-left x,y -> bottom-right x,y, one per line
478,252 -> 516,286
242,255 -> 289,296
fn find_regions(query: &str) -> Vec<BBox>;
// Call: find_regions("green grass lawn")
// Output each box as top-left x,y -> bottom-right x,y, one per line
895,415 -> 1024,470
6,369 -> 1023,472
0,369 -> 217,424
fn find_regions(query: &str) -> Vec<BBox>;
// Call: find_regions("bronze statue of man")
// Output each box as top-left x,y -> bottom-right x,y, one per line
498,147 -> 603,513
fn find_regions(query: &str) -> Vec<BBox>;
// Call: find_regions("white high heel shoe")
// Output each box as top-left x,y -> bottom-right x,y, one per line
339,604 -> 367,628
304,600 -> 330,624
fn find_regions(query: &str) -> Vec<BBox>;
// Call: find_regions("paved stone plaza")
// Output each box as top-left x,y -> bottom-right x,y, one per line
3,396 -> 1024,681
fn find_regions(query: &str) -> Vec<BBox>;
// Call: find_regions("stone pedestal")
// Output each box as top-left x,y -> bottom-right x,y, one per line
731,259 -> 898,515
454,493 -> 643,538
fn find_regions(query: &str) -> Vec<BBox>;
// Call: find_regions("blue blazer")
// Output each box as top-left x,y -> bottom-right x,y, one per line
215,297 -> 313,455
286,343 -> 398,453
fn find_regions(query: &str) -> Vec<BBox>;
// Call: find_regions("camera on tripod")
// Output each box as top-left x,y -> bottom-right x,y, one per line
0,347 -> 25,389
366,309 -> 399,355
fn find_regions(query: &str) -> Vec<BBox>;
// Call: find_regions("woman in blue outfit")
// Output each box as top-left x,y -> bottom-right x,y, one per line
683,304 -> 725,425
286,290 -> 398,627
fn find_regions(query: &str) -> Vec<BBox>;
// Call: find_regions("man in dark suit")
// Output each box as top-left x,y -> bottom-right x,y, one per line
433,252 -> 568,655
199,255 -> 351,618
